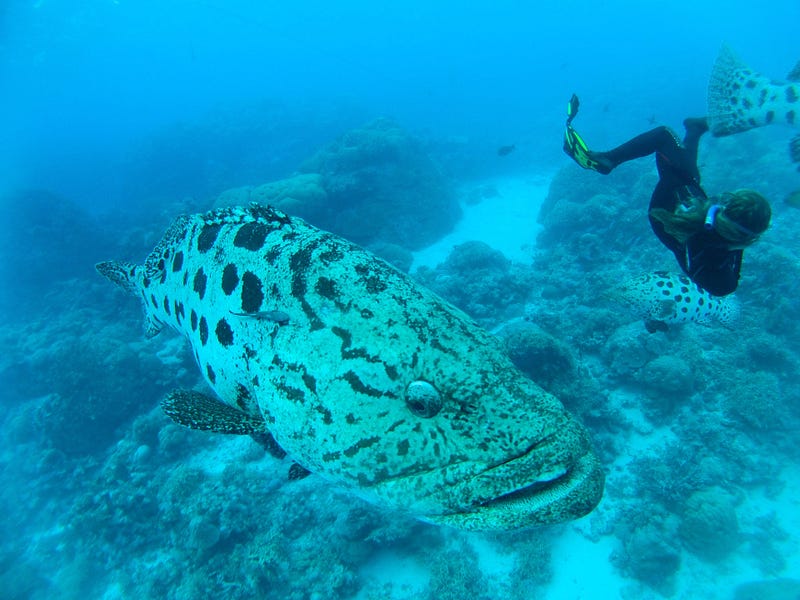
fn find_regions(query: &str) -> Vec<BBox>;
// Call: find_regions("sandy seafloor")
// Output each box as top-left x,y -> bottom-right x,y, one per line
3,152 -> 800,600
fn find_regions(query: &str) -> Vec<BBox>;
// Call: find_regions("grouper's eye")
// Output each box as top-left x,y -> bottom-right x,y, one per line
405,380 -> 442,417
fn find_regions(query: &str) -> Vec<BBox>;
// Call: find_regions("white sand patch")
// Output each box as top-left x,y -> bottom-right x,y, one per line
412,175 -> 550,270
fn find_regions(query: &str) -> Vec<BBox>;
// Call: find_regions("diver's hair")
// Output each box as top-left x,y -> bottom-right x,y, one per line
649,189 -> 771,246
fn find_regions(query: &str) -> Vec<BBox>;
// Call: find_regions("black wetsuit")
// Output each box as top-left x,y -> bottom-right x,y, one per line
598,121 -> 742,296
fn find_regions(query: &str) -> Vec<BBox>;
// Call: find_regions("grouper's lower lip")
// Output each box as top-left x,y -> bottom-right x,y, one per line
427,450 -> 604,531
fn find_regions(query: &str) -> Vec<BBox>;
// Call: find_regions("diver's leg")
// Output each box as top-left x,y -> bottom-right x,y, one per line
680,117 -> 709,180
593,125 -> 685,168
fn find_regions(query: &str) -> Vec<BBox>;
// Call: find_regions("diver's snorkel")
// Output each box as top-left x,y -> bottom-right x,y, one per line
704,204 -> 722,231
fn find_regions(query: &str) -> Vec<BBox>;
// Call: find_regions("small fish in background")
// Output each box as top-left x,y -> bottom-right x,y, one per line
609,271 -> 741,332
497,144 -> 515,156
785,190 -> 800,209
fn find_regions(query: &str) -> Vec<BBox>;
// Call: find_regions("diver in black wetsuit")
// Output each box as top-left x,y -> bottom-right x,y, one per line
563,95 -> 772,296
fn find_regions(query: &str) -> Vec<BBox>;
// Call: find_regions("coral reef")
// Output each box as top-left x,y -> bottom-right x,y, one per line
299,118 -> 461,249
414,241 -> 535,327
678,487 -> 741,562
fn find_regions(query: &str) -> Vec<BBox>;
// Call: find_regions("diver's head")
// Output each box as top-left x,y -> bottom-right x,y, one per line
706,189 -> 771,247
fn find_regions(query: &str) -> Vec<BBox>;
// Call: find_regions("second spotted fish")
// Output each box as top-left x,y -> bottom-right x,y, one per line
611,271 -> 740,333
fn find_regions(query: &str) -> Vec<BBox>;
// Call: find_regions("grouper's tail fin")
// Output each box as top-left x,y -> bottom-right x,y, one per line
96,260 -> 163,338
708,44 -> 800,137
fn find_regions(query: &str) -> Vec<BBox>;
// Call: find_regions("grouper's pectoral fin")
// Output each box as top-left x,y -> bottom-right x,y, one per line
161,389 -> 267,435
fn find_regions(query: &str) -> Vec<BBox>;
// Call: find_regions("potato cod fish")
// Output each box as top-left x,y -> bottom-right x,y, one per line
97,204 -> 603,530
611,271 -> 740,332
708,44 -> 799,167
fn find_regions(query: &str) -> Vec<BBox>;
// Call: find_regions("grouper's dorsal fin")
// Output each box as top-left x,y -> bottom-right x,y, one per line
161,389 -> 266,435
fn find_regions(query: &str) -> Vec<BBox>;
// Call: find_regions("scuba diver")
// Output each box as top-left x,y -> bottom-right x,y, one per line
562,94 -> 771,297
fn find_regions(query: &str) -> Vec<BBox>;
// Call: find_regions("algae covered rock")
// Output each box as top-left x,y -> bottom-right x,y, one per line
414,241 -> 534,326
299,117 -> 460,249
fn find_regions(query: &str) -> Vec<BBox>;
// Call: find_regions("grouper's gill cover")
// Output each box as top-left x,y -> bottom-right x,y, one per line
97,204 -> 603,530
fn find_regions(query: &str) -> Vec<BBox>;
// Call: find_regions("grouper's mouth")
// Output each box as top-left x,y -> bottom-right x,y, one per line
426,445 -> 604,531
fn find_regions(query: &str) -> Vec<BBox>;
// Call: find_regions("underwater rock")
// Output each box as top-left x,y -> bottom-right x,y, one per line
299,117 -> 460,249
0,189 -> 110,314
723,370 -> 784,431
614,522 -> 680,592
638,355 -> 694,417
500,321 -> 576,391
678,486 -> 740,561
414,241 -> 535,327
215,173 -> 328,223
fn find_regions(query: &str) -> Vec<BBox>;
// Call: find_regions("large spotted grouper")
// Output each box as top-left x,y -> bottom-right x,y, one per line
97,204 -> 603,530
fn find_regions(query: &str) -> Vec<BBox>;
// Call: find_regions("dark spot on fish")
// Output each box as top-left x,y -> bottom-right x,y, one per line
343,436 -> 381,458
698,297 -> 704,306
345,413 -> 360,424
150,294 -> 158,308
175,301 -> 184,324
163,296 -> 171,315
222,264 -> 239,295
199,316 -> 209,345
315,404 -> 333,424
315,277 -> 337,300
680,286 -> 688,293
215,318 -> 234,347
193,268 -> 207,300
197,224 -> 221,253
360,308 -> 374,319
240,271 -> 264,313
681,306 -> 688,314
684,296 -> 692,303
323,451 -> 341,462
662,290 -> 671,296
290,243 -> 325,330
787,87 -> 799,103
745,79 -> 757,89
319,248 -> 344,264
206,364 -> 216,384
675,295 -> 682,302
190,309 -> 198,331
397,439 -> 410,456
743,98 -> 753,109
172,251 -> 184,272
788,110 -> 796,125
143,277 -> 150,288
266,247 -> 281,264
384,364 -> 399,381
666,280 -> 674,288
766,110 -> 774,123
656,280 -> 665,287
342,370 -> 384,398
387,420 -> 405,433
302,373 -> 317,394
235,384 -> 251,411
234,222 -> 269,251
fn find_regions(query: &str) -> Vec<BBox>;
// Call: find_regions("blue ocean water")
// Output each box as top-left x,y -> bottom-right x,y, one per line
2,1 -> 800,598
